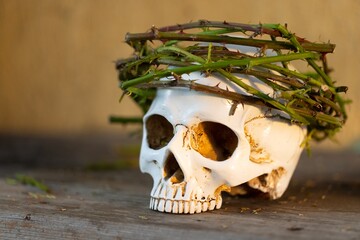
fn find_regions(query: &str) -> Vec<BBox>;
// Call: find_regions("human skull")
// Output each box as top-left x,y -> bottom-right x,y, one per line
139,49 -> 306,214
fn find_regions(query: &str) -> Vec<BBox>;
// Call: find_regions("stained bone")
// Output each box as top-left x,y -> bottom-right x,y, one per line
140,46 -> 306,214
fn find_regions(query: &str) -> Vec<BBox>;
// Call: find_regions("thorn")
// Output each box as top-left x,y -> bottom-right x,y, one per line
336,86 -> 348,93
258,23 -> 264,35
169,80 -> 178,86
251,23 -> 263,38
203,71 -> 211,77
215,82 -> 221,88
151,26 -> 159,37
119,91 -> 127,103
223,20 -> 229,25
229,101 -> 239,116
199,19 -> 208,26
226,86 -> 229,91
172,72 -> 182,82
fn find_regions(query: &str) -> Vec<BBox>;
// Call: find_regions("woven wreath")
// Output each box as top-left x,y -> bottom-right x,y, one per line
114,20 -> 349,143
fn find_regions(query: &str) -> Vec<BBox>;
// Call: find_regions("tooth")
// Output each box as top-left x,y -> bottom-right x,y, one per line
181,183 -> 186,197
159,185 -> 166,199
158,199 -> 165,212
183,189 -> 191,200
172,201 -> 178,214
154,184 -> 162,198
166,187 -> 175,199
189,201 -> 196,214
151,181 -> 161,197
196,189 -> 203,201
202,201 -> 209,212
150,188 -> 156,198
153,199 -> 159,211
184,180 -> 195,200
209,200 -> 216,210
178,201 -> 184,214
175,186 -> 183,200
149,198 -> 154,209
196,202 -> 202,213
184,201 -> 190,214
216,196 -> 222,209
165,200 -> 172,213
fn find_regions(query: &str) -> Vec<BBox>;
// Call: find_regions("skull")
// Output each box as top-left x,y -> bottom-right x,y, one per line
139,50 -> 306,214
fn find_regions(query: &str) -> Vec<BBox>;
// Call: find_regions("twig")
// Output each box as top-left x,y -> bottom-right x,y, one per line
114,20 -> 349,143
109,116 -> 143,124
126,31 -> 335,53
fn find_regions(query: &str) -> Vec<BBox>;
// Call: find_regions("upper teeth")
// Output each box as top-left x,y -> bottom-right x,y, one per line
149,181 -> 222,214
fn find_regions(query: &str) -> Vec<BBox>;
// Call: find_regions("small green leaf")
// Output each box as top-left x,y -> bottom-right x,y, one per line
15,174 -> 51,193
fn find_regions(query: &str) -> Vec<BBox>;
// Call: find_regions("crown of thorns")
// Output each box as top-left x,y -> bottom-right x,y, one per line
115,20 -> 349,143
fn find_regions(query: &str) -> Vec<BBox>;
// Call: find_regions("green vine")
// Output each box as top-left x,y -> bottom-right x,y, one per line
113,20 -> 349,143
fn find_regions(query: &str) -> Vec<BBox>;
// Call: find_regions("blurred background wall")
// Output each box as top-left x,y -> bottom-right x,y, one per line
0,0 -> 359,151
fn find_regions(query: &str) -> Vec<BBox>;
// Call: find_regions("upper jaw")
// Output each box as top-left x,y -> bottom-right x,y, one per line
149,180 -> 222,214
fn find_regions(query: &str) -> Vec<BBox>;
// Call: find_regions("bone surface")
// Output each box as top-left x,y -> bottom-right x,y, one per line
139,46 -> 306,214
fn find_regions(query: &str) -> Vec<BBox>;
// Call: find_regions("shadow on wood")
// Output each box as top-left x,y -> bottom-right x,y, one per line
0,134 -> 359,239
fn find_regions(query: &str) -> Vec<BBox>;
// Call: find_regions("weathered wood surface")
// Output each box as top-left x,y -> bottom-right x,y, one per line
0,136 -> 359,239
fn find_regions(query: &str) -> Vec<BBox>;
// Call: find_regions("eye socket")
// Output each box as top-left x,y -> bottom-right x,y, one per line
190,122 -> 238,161
146,114 -> 174,150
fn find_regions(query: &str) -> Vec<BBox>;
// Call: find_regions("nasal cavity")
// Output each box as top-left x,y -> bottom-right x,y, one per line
164,152 -> 184,184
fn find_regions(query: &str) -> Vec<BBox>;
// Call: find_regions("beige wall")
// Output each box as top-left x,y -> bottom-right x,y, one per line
0,0 -> 359,148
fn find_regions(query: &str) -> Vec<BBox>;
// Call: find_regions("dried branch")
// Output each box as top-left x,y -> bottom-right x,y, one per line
137,80 -> 275,109
115,20 -> 349,143
126,31 -> 335,53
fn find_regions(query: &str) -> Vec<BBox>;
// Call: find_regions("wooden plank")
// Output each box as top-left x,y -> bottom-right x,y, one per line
0,151 -> 359,240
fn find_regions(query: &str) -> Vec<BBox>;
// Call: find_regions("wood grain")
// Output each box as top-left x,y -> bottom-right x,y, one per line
0,150 -> 359,240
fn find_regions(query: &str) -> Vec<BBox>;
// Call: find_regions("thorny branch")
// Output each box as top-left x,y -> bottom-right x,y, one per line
114,20 -> 349,143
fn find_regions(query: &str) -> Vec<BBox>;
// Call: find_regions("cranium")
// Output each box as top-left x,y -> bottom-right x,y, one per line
139,48 -> 307,214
